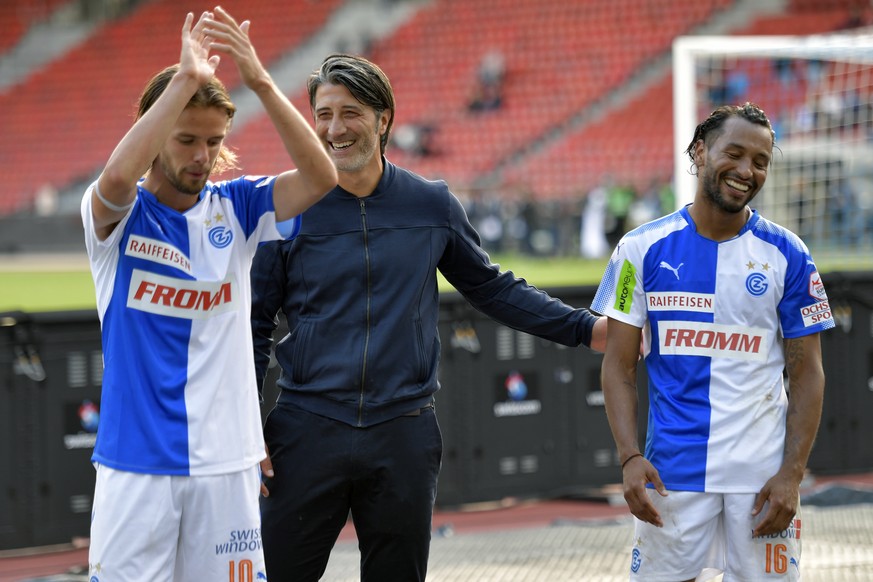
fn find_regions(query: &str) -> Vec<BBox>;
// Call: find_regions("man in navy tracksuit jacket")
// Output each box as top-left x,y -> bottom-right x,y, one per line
251,54 -> 606,582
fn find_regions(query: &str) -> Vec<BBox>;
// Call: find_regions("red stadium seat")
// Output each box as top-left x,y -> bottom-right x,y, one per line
0,0 -> 864,214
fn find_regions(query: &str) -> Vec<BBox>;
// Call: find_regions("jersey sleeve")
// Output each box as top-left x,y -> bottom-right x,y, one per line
591,236 -> 648,328
778,244 -> 835,338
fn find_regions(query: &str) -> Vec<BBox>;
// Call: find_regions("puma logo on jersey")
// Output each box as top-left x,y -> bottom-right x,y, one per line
659,261 -> 684,280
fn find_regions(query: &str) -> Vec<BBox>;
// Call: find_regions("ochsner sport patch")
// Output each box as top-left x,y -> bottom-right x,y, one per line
614,259 -> 636,314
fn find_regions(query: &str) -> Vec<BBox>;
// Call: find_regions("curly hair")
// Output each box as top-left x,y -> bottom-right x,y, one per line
684,102 -> 775,170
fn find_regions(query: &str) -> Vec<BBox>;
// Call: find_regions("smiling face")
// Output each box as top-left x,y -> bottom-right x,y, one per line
313,82 -> 390,178
695,115 -> 773,214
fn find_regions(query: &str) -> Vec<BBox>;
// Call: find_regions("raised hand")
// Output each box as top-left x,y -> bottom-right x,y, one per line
180,11 -> 221,85
203,6 -> 269,90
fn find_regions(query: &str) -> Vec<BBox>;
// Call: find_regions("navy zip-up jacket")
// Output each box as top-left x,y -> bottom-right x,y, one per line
251,160 -> 597,427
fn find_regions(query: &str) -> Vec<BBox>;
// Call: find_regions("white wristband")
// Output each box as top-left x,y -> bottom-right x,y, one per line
94,181 -> 135,212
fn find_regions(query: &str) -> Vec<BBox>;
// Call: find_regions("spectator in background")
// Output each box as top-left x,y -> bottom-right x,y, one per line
827,176 -> 862,246
467,188 -> 506,252
580,180 -> 609,259
773,58 -> 797,88
34,183 -> 58,216
469,82 -> 504,112
469,49 -> 506,112
658,178 -> 676,216
392,121 -> 437,156
837,4 -> 870,30
605,178 -> 635,246
627,177 -> 665,231
477,49 -> 506,87
724,69 -> 749,104
251,53 -> 607,581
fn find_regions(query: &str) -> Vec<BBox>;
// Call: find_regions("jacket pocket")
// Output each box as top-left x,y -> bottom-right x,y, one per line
288,320 -> 313,384
414,317 -> 428,383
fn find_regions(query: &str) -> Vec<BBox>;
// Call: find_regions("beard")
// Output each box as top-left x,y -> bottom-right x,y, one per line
330,132 -> 380,174
700,166 -> 758,214
161,158 -> 210,195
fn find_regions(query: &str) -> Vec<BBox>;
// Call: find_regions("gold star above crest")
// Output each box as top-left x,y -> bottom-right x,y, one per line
746,261 -> 756,270
204,218 -> 212,228
762,263 -> 771,271
214,212 -> 224,223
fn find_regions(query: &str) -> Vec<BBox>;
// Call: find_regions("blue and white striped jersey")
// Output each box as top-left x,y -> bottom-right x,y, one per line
81,177 -> 299,476
592,206 -> 834,493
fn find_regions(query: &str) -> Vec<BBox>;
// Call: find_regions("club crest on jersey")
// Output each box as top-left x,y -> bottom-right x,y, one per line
208,226 -> 233,249
204,212 -> 233,249
631,548 -> 642,573
745,272 -> 768,296
744,260 -> 772,297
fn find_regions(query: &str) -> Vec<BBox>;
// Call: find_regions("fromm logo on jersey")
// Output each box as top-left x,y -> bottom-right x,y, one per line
127,269 -> 237,319
614,259 -> 637,314
659,321 -> 768,361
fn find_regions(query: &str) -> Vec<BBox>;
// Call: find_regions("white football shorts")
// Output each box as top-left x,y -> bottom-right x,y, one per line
88,463 -> 266,582
628,490 -> 801,581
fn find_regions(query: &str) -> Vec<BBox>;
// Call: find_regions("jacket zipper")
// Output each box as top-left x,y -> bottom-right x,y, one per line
357,198 -> 371,427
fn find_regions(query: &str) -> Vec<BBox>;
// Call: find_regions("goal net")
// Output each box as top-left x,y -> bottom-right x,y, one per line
673,33 -> 873,258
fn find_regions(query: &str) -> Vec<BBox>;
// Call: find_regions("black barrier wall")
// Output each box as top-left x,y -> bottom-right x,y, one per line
808,271 -> 873,474
232,274 -> 873,508
431,291 -> 650,507
435,299 -> 580,506
260,287 -> 645,508
0,310 -> 102,551
2,272 -> 870,549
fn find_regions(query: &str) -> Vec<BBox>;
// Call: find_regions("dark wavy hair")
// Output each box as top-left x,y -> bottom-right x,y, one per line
307,53 -> 395,155
684,102 -> 775,174
136,64 -> 239,174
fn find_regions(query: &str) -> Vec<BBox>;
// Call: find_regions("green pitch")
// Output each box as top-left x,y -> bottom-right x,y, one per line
0,270 -> 98,313
0,254 -> 610,314
1,251 -> 868,314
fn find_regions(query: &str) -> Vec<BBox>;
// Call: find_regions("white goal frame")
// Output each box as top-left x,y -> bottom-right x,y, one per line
672,32 -> 873,209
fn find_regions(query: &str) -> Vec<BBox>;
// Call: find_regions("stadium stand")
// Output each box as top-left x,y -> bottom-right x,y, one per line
0,0 -> 342,215
228,0 -> 733,188
0,0 -> 71,53
500,1 -> 868,199
0,0 -> 869,217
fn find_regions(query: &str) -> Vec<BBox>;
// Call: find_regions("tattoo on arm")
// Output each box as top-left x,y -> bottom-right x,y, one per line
784,337 -> 804,378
